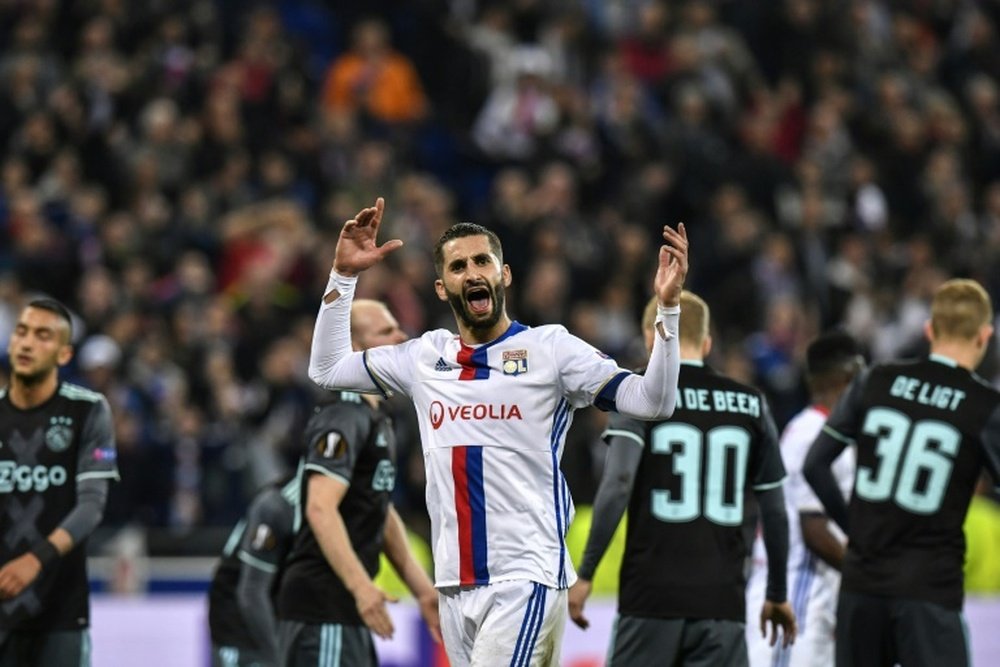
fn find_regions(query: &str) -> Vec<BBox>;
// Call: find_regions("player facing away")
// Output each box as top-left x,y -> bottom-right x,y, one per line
308,197 -> 687,666
0,299 -> 119,667
569,291 -> 796,667
278,299 -> 440,667
208,475 -> 298,666
746,331 -> 864,667
804,278 -> 1000,667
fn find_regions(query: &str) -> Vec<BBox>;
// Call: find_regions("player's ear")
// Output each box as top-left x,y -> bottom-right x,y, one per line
434,278 -> 448,302
57,344 -> 74,367
702,336 -> 713,357
922,320 -> 934,344
979,323 -> 994,349
501,264 -> 512,288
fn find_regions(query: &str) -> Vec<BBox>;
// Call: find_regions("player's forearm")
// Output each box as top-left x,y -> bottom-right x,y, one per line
800,513 -> 845,570
58,478 -> 108,545
615,306 -> 680,419
236,567 -> 280,663
803,433 -> 850,532
308,271 -> 374,391
383,507 -> 435,598
757,486 -> 789,602
307,501 -> 375,595
578,439 -> 641,580
26,527 -> 73,572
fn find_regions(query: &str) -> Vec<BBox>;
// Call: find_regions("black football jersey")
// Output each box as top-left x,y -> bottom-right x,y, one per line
276,391 -> 396,624
208,477 -> 296,649
608,362 -> 785,621
823,355 -> 1000,610
0,383 -> 119,631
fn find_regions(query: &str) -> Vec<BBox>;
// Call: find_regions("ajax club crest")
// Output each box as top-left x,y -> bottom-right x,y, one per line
46,416 -> 74,452
502,349 -> 528,376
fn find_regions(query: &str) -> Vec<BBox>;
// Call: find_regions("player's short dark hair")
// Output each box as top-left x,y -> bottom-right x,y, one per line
27,298 -> 73,341
806,330 -> 862,379
433,223 -> 503,276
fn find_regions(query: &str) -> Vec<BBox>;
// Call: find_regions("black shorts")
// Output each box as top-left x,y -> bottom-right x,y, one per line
608,615 -> 747,667
836,589 -> 970,667
0,629 -> 90,667
278,620 -> 377,667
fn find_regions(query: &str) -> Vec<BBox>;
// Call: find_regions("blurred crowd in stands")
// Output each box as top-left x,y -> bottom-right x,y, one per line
2,0 -> 1000,554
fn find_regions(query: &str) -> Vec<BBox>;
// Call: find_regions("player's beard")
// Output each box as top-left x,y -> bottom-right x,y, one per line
446,281 -> 506,332
13,366 -> 52,386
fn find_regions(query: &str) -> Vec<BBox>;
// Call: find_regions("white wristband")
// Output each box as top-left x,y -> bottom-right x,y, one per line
323,270 -> 358,305
657,304 -> 681,317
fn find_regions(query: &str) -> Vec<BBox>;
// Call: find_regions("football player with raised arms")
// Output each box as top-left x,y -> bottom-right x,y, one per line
308,197 -> 687,665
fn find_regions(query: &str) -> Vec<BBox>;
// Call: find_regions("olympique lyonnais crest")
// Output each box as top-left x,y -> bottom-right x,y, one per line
45,416 -> 74,452
502,349 -> 528,376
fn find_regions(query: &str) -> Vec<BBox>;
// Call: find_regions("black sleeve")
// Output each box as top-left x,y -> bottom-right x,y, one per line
751,395 -> 786,490
578,419 -> 645,581
76,396 -> 120,482
804,433 -> 850,533
803,370 -> 869,533
237,567 -> 279,664
301,400 -> 372,485
980,403 -> 1000,492
756,485 -> 789,603
58,478 -> 109,545
237,489 -> 295,573
235,489 -> 294,665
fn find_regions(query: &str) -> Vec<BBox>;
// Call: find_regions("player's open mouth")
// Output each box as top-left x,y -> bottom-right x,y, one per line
465,285 -> 492,315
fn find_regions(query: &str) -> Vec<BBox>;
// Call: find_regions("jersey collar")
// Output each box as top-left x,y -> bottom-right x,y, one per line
929,353 -> 958,368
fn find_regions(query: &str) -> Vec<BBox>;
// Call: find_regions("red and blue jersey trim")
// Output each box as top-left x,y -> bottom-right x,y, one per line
452,445 -> 490,585
456,321 -> 528,381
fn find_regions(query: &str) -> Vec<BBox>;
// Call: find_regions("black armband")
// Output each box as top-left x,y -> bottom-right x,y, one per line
29,540 -> 60,570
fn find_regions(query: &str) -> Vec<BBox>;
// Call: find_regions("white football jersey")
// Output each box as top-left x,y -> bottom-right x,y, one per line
747,405 -> 855,666
363,322 -> 631,589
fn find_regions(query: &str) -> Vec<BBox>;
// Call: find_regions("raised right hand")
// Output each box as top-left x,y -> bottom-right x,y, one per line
332,197 -> 403,276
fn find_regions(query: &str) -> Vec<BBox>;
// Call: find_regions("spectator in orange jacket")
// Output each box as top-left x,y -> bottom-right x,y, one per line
321,18 -> 428,125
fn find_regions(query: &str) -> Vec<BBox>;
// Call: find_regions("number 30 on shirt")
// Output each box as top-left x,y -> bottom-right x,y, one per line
649,423 -> 751,526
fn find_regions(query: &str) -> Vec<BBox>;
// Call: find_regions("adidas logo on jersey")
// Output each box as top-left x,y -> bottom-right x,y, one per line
434,357 -> 451,372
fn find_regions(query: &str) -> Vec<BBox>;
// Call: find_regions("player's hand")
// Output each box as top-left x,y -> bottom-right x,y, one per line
354,581 -> 397,639
760,599 -> 797,649
332,197 -> 403,277
653,223 -> 688,308
417,590 -> 442,644
0,553 -> 43,599
568,578 -> 593,629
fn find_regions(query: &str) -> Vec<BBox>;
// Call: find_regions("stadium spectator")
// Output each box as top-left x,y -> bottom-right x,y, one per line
0,0 -> 996,543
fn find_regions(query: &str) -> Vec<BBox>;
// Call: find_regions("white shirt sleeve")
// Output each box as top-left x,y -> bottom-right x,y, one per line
552,326 -> 630,409
614,306 -> 680,419
781,422 -> 825,514
307,272 -> 385,395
